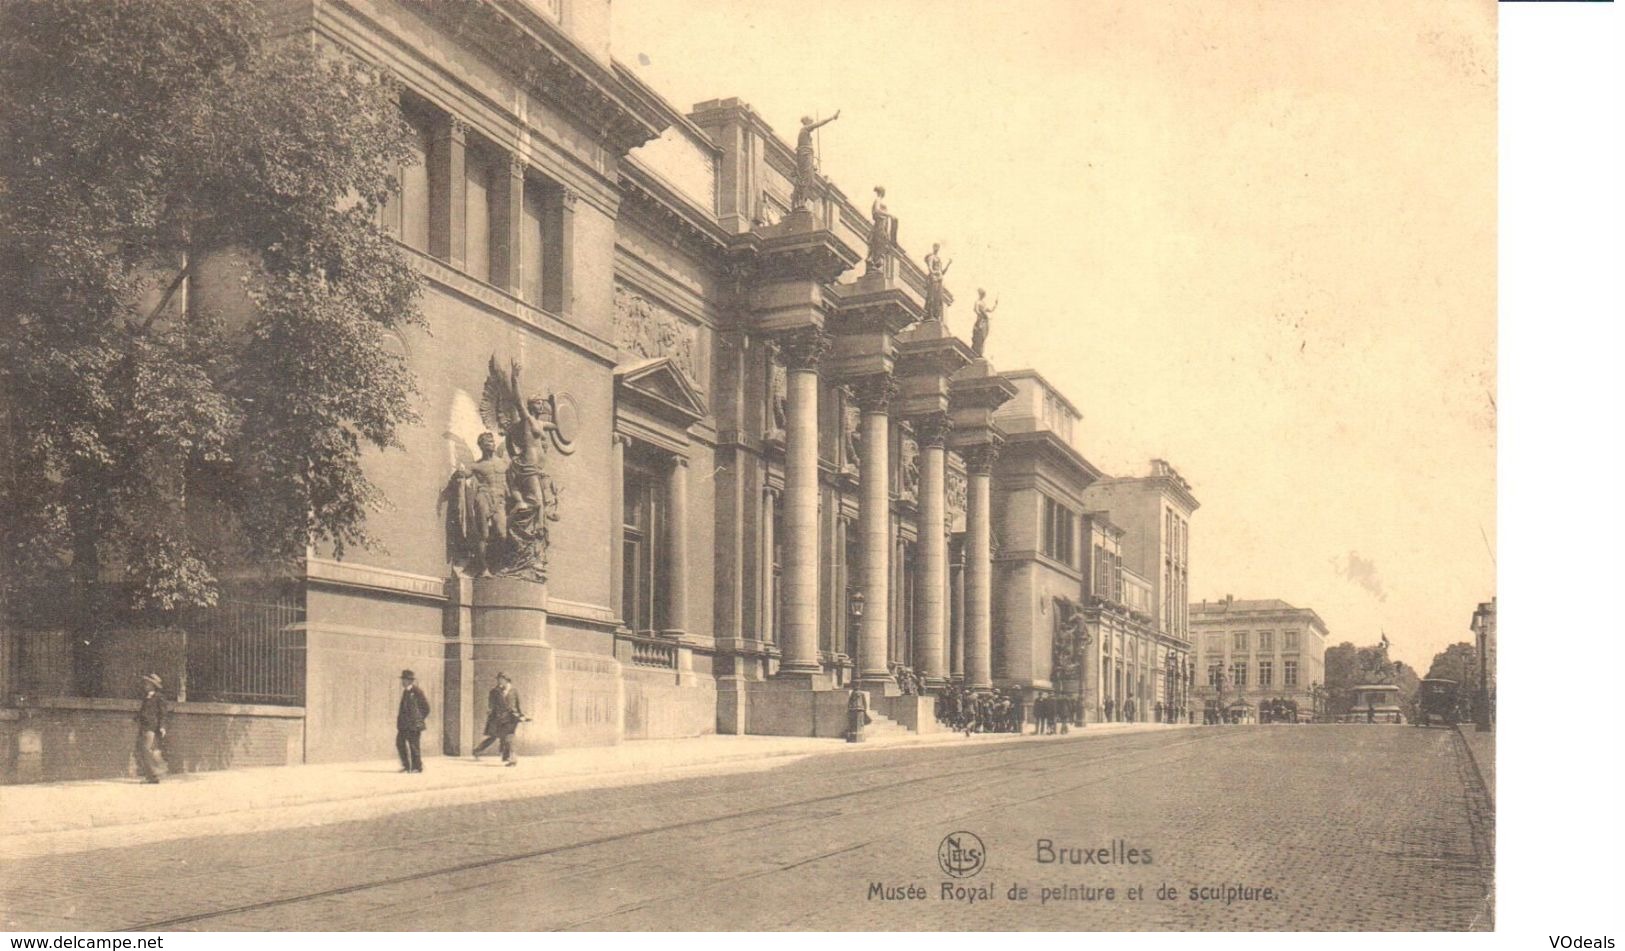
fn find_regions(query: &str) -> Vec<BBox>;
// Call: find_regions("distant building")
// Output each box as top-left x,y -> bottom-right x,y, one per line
1190,597 -> 1327,723
1079,460 -> 1199,722
989,371 -> 1101,706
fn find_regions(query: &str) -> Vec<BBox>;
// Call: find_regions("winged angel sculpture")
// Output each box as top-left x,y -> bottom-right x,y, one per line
449,357 -> 574,581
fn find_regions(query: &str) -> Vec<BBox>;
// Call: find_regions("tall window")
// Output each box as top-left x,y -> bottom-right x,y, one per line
1258,661 -> 1273,688
383,110 -> 433,252
1042,496 -> 1074,566
1259,631 -> 1274,652
1230,661 -> 1248,688
464,145 -> 494,282
1208,664 -> 1222,688
622,465 -> 664,632
1284,631 -> 1299,651
1233,631 -> 1249,652
1283,660 -> 1298,688
521,176 -> 548,307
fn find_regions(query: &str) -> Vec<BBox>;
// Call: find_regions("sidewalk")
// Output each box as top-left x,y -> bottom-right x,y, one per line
0,722 -> 1178,860
1456,725 -> 1495,802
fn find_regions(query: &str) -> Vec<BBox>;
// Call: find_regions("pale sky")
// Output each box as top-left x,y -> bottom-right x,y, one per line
613,0 -> 1497,672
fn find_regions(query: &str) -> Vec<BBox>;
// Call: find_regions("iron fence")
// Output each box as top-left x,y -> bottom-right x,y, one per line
183,586 -> 306,706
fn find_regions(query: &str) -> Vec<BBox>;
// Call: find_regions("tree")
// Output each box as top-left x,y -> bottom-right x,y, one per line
1323,641 -> 1360,715
0,1 -> 422,623
1425,642 -> 1478,684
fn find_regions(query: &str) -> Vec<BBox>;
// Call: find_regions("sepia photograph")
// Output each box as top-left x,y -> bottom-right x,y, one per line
0,0 -> 1607,937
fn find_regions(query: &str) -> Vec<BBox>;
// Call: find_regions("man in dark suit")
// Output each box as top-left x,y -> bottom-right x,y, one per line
396,669 -> 431,773
473,672 -> 525,766
134,673 -> 167,784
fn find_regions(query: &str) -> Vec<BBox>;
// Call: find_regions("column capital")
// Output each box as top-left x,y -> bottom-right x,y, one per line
776,328 -> 832,371
964,442 -> 1001,475
560,186 -> 580,208
507,154 -> 528,179
437,116 -> 469,142
671,454 -> 690,470
849,372 -> 899,413
913,412 -> 953,448
612,432 -> 633,449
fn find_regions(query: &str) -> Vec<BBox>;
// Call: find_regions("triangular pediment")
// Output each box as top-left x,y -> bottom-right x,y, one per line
615,357 -> 708,426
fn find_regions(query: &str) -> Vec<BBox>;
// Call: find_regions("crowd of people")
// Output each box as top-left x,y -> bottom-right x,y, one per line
931,688 -> 1090,735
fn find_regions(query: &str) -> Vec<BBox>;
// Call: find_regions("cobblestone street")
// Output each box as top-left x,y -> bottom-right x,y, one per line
0,725 -> 1492,931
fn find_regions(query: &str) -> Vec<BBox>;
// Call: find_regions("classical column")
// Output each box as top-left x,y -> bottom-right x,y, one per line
951,545 -> 965,683
964,444 -> 998,690
853,374 -> 896,687
428,117 -> 466,268
914,414 -> 951,686
760,485 -> 777,644
492,154 -> 525,296
543,186 -> 576,316
609,433 -> 627,622
776,330 -> 829,675
663,455 -> 689,636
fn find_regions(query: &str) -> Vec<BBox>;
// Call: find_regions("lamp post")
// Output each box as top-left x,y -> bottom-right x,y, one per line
847,588 -> 865,684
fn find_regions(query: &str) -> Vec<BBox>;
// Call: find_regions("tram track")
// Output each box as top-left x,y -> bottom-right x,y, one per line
123,727 -> 1247,931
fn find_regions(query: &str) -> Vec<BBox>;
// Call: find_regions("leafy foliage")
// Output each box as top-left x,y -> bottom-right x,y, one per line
1425,642 -> 1478,684
0,0 -> 423,613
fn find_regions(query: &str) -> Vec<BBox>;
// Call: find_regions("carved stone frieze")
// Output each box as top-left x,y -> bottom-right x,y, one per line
841,394 -> 862,472
766,343 -> 788,439
898,424 -> 920,503
946,470 -> 968,516
614,286 -> 699,383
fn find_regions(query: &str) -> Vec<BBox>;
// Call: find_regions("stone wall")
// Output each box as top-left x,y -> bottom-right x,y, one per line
0,698 -> 302,785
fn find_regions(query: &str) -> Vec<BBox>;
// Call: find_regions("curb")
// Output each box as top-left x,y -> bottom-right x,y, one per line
1,723 -> 1180,847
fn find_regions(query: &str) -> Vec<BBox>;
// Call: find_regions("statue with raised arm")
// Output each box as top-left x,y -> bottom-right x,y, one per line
479,356 -> 566,581
971,288 -> 998,356
866,186 -> 898,272
790,110 -> 840,211
924,242 -> 952,322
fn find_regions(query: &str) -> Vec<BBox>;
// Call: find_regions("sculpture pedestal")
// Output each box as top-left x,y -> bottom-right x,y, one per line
471,577 -> 558,756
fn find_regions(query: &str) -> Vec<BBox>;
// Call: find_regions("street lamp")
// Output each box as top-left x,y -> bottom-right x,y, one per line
846,588 -> 865,682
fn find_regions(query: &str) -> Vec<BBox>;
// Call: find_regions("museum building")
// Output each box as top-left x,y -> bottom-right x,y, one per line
0,0 -> 1198,781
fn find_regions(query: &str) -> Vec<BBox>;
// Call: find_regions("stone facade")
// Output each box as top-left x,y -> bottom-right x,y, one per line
0,0 -> 1209,779
1190,597 -> 1329,723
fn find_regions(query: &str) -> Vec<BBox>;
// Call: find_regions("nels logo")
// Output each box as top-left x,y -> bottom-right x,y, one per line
937,831 -> 986,879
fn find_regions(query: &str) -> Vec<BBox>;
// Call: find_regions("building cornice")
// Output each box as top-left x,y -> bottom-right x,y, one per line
617,165 -> 729,265
412,0 -> 668,155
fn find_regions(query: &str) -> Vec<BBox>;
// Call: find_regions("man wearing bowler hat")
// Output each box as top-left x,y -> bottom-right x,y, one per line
473,672 -> 526,766
396,669 -> 431,773
134,673 -> 167,784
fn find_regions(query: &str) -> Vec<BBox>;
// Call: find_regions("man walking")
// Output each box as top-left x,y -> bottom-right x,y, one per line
396,669 -> 431,773
133,673 -> 166,784
473,672 -> 526,766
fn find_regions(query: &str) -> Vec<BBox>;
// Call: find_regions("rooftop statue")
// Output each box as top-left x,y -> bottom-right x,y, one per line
924,242 -> 952,323
971,288 -> 998,356
790,110 -> 839,211
866,186 -> 898,272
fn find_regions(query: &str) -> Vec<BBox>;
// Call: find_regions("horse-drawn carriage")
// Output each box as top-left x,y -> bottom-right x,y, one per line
1415,678 -> 1463,727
